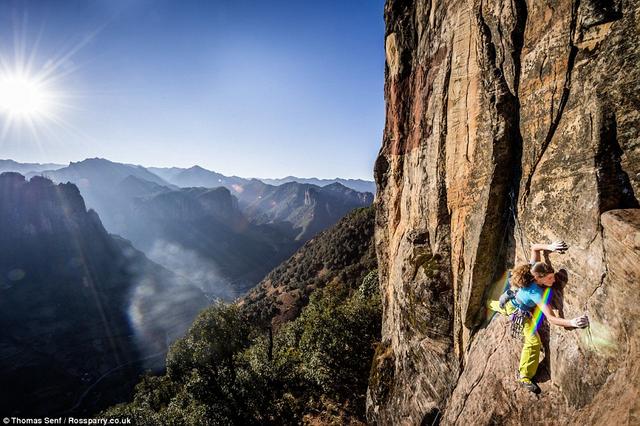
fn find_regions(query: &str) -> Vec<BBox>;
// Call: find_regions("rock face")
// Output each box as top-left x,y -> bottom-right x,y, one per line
368,0 -> 640,424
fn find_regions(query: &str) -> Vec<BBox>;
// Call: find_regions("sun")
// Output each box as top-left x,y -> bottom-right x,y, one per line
0,16 -> 97,143
0,73 -> 52,119
0,69 -> 61,140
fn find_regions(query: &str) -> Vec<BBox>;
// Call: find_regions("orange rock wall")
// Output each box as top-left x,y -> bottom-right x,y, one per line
368,0 -> 640,424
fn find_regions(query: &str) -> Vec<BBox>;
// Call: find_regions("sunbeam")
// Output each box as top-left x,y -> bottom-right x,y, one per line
0,15 -> 106,150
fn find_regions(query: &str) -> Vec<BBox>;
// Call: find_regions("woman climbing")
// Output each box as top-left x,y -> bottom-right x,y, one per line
488,241 -> 589,393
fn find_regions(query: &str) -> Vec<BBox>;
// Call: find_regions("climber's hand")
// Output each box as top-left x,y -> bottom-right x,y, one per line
570,315 -> 589,328
549,240 -> 568,253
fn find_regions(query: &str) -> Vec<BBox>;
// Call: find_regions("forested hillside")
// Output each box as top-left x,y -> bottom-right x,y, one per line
104,207 -> 380,424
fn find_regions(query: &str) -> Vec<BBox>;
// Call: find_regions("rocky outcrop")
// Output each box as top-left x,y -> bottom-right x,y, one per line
368,0 -> 640,424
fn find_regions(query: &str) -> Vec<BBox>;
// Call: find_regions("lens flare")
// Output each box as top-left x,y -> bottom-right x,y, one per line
582,319 -> 618,355
484,270 -> 510,323
530,286 -> 552,335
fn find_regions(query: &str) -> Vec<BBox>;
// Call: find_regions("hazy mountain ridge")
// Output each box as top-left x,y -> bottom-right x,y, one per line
148,165 -> 246,190
31,158 -> 175,232
148,164 -> 376,194
23,158 -> 373,299
0,172 -> 208,416
38,157 -> 171,186
237,180 -> 374,241
5,159 -> 375,194
261,175 -> 376,194
0,159 -> 65,174
119,180 -> 300,298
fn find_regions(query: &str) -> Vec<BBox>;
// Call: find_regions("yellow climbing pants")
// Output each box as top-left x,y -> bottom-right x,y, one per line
488,300 -> 541,380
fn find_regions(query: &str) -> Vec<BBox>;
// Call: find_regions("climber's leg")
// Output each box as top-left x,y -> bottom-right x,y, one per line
518,318 -> 542,380
488,299 -> 516,316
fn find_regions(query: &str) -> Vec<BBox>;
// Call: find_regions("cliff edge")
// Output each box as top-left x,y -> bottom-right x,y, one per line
368,0 -> 639,424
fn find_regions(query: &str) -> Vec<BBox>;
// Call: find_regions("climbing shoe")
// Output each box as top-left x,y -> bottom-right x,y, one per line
518,377 -> 540,393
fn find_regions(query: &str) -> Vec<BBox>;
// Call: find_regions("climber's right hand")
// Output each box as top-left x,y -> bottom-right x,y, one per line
549,240 -> 569,253
570,315 -> 589,328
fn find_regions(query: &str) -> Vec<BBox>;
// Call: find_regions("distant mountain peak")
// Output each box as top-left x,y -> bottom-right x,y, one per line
324,181 -> 349,190
0,170 -> 24,179
73,157 -> 111,165
0,160 -> 66,175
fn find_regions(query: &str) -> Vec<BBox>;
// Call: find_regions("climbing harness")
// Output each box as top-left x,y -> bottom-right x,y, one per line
510,308 -> 531,339
496,274 -> 532,340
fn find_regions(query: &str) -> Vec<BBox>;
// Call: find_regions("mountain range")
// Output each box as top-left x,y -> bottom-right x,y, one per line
7,158 -> 373,298
0,159 -> 64,174
0,172 -> 208,416
0,159 -> 375,193
149,165 -> 376,194
0,167 -> 375,417
114,178 -> 300,298
147,165 -> 246,190
260,176 -> 375,194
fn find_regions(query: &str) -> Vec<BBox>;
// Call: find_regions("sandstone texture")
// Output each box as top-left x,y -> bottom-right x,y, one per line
368,0 -> 640,424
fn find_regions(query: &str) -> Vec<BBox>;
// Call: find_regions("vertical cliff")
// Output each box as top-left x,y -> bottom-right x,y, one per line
368,0 -> 639,424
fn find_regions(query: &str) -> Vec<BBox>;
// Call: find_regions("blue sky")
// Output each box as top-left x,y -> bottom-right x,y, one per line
0,0 -> 386,180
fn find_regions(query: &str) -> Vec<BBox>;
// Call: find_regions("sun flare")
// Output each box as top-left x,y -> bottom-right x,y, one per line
0,55 -> 76,141
0,73 -> 52,119
0,26 -> 88,141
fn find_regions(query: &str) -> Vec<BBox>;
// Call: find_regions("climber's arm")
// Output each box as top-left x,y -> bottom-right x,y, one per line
539,302 -> 588,328
529,243 -> 549,263
529,241 -> 568,263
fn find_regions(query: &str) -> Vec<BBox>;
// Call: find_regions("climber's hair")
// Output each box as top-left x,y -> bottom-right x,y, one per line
511,262 -> 554,288
511,264 -> 533,288
531,262 -> 554,278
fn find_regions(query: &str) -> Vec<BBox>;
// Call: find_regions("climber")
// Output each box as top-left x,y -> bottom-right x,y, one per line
488,241 -> 589,393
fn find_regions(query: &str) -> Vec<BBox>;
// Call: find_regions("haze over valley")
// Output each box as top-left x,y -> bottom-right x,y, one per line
5,158 -> 374,299
0,158 -> 374,415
